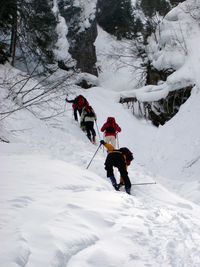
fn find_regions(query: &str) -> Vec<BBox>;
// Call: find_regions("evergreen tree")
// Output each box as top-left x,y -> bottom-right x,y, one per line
0,0 -> 18,65
0,0 -> 17,31
133,18 -> 144,36
140,0 -> 170,17
32,0 -> 57,63
170,0 -> 185,7
0,0 -> 58,70
20,0 -> 58,65
97,0 -> 135,39
114,0 -> 135,39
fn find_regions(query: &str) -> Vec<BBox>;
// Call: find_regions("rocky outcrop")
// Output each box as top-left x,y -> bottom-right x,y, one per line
146,61 -> 174,85
68,20 -> 98,76
75,73 -> 99,89
120,85 -> 193,127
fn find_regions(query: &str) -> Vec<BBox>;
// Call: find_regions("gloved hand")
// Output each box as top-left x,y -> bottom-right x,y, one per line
100,140 -> 105,145
65,98 -> 68,102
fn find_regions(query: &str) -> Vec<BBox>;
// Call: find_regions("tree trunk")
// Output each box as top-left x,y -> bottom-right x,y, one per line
10,1 -> 17,66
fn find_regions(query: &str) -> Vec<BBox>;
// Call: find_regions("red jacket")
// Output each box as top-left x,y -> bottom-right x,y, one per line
101,117 -> 121,137
66,95 -> 88,110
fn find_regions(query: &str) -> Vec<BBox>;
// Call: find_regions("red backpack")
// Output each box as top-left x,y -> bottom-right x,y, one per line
105,117 -> 116,133
76,95 -> 88,108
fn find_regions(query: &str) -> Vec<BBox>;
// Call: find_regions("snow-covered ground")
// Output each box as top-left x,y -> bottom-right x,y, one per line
1,0 -> 200,265
1,62 -> 200,266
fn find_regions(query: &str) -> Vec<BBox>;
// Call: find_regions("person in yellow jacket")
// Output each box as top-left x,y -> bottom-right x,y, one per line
100,140 -> 133,194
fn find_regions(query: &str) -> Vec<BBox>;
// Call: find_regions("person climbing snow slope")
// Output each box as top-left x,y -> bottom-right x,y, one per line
101,117 -> 121,148
65,95 -> 89,122
100,140 -> 133,194
81,105 -> 97,144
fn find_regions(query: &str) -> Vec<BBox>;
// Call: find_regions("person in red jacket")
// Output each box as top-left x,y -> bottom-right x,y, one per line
101,117 -> 121,148
65,95 -> 89,122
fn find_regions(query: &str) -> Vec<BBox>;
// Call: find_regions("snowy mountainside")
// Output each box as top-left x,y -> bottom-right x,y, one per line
1,1 -> 200,264
95,27 -> 144,91
148,0 -> 200,90
142,0 -> 200,202
118,0 -> 200,102
148,86 -> 200,204
101,0 -> 200,203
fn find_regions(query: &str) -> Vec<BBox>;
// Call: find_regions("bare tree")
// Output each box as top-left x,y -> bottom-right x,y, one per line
0,66 -> 76,122
182,0 -> 200,20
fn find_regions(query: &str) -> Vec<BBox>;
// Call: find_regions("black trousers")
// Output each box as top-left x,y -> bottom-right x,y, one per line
84,121 -> 96,141
74,108 -> 82,121
105,152 -> 131,190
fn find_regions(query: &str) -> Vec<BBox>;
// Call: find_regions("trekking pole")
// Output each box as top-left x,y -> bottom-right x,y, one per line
102,133 -> 105,152
116,133 -> 119,149
63,96 -> 69,115
64,93 -> 69,112
86,144 -> 102,169
131,182 -> 156,186
95,121 -> 101,140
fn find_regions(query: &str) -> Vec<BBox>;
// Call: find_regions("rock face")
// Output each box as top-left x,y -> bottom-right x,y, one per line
119,85 -> 192,127
146,62 -> 174,85
69,20 -> 98,76
58,0 -> 98,76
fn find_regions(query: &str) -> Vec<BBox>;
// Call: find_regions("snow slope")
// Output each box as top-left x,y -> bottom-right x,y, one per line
95,0 -> 200,204
1,1 -> 200,265
1,63 -> 200,266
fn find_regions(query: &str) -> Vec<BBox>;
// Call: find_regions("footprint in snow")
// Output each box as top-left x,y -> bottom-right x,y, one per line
9,196 -> 33,208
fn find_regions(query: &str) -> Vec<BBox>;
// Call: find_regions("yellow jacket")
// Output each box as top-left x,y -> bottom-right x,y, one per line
104,143 -> 115,153
103,143 -> 130,166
